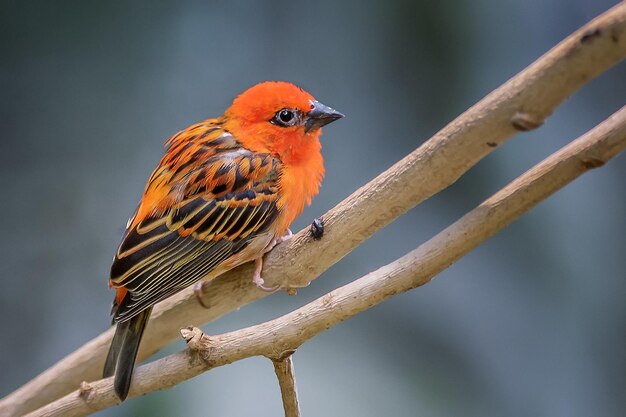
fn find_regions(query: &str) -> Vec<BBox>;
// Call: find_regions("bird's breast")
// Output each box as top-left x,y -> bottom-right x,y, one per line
275,156 -> 324,235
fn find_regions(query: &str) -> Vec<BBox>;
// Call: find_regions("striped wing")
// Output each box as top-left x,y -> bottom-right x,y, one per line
110,126 -> 282,322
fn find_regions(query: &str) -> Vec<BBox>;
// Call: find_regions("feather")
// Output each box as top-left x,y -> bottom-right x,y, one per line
109,128 -> 282,323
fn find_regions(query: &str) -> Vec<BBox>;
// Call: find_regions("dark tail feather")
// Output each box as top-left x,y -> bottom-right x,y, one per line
103,319 -> 126,378
103,307 -> 152,401
103,298 -> 125,378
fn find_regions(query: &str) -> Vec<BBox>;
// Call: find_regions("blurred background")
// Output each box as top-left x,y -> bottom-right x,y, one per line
1,1 -> 625,416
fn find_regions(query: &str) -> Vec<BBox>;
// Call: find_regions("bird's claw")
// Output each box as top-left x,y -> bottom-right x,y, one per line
252,257 -> 279,292
194,281 -> 211,308
262,229 -> 293,255
252,271 -> 280,292
276,228 -> 293,244
250,230 -> 292,292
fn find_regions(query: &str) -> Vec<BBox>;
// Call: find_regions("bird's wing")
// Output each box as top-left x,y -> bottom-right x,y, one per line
109,125 -> 282,322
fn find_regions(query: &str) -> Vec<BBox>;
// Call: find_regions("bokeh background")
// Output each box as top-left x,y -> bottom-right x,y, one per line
1,1 -> 625,416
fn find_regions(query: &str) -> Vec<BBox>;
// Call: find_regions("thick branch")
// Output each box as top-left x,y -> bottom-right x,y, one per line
2,4 -> 625,416
24,107 -> 626,417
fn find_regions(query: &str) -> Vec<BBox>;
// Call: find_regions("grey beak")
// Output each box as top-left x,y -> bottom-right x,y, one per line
304,100 -> 344,133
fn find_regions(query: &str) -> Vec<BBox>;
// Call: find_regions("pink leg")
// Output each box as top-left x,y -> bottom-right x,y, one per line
252,257 -> 279,292
262,229 -> 293,254
251,229 -> 293,291
196,230 -> 292,304
276,228 -> 293,244
194,281 -> 211,308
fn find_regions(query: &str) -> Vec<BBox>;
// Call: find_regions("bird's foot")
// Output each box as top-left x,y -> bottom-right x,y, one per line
194,281 -> 211,308
276,228 -> 293,244
262,229 -> 294,255
252,257 -> 279,292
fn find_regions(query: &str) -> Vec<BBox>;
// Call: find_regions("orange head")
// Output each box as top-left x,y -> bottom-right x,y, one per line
223,81 -> 343,165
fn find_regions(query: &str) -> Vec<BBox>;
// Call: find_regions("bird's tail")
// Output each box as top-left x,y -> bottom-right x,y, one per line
103,307 -> 152,401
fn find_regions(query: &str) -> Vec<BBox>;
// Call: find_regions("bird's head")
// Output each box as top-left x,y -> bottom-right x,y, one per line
223,81 -> 343,164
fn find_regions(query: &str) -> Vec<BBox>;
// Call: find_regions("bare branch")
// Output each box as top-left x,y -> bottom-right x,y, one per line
2,3 -> 625,416
272,355 -> 301,417
23,106 -> 626,417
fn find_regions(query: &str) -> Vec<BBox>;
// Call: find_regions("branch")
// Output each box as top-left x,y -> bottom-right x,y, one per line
2,3 -> 625,416
272,355 -> 301,417
23,106 -> 626,417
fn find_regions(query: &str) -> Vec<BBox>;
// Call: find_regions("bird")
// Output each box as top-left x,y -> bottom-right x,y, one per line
102,81 -> 343,401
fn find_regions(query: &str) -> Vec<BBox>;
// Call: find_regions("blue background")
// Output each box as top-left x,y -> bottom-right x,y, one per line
1,1 -> 625,416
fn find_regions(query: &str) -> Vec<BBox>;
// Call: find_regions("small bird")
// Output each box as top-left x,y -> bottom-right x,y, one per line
103,81 -> 343,401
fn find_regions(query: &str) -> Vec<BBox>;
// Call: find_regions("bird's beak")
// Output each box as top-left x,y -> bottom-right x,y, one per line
304,100 -> 344,133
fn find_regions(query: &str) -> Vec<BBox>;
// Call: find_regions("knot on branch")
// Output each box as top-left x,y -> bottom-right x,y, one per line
580,28 -> 602,44
271,349 -> 297,362
581,156 -> 606,169
181,326 -> 216,364
78,381 -> 94,402
181,326 -> 207,350
310,217 -> 325,240
511,111 -> 544,131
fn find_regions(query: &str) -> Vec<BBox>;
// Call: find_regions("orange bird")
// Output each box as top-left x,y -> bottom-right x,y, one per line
103,81 -> 343,401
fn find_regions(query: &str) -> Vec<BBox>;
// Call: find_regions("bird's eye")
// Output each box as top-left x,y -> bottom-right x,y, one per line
279,110 -> 293,123
270,108 -> 300,127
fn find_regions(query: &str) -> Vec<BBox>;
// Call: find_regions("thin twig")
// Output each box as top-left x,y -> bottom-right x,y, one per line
2,4 -> 625,416
272,355 -> 301,417
23,106 -> 626,417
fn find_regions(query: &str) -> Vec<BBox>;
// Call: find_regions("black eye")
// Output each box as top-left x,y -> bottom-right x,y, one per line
271,108 -> 300,127
280,110 -> 294,123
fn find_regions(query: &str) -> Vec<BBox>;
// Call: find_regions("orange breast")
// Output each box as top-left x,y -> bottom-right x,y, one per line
275,150 -> 324,235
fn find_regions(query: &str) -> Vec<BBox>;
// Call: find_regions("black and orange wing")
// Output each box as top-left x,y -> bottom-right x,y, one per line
109,126 -> 282,323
